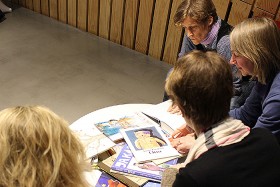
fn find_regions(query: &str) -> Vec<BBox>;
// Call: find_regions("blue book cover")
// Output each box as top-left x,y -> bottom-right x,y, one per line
96,171 -> 127,187
111,144 -> 178,182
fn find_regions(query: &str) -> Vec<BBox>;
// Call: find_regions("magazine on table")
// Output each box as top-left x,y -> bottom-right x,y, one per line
70,125 -> 115,159
111,144 -> 178,181
94,112 -> 160,142
95,171 -> 127,187
120,125 -> 180,163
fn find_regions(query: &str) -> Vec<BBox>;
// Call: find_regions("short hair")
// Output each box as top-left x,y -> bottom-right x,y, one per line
174,0 -> 218,26
165,50 -> 233,129
230,17 -> 280,84
0,106 -> 88,187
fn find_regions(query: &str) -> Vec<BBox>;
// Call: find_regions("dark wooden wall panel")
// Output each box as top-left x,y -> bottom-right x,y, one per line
88,0 -> 99,35
252,7 -> 275,19
33,0 -> 41,13
135,0 -> 155,54
228,0 -> 252,26
148,0 -> 171,59
68,0 -> 77,27
255,0 -> 280,14
163,0 -> 184,65
212,0 -> 230,20
49,0 -> 58,19
58,0 -> 67,23
99,0 -> 111,39
77,0 -> 87,31
122,0 -> 139,49
26,0 -> 33,10
110,0 -> 124,44
41,0 -> 49,16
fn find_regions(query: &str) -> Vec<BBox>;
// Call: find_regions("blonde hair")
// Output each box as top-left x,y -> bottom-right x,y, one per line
230,17 -> 280,84
0,106 -> 88,187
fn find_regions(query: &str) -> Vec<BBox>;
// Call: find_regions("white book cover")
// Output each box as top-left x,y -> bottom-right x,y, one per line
120,125 -> 180,163
141,100 -> 186,131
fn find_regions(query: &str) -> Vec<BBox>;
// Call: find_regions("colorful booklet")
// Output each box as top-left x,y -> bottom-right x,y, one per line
98,154 -> 148,187
111,144 -> 178,181
95,171 -> 127,187
94,112 -> 159,142
121,125 -> 180,163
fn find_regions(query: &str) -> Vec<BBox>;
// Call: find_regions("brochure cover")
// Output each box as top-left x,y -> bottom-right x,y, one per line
121,125 -> 180,163
111,144 -> 178,181
95,171 -> 127,187
94,112 -> 159,141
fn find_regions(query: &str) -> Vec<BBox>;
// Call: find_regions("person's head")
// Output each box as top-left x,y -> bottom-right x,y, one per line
230,17 -> 280,84
134,129 -> 152,138
0,106 -> 88,187
165,50 -> 233,134
174,0 -> 218,45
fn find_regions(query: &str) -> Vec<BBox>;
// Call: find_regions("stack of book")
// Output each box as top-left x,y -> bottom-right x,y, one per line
74,101 -> 186,186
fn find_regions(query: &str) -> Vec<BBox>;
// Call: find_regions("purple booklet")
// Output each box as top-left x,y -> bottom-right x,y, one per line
96,171 -> 127,187
111,144 -> 178,181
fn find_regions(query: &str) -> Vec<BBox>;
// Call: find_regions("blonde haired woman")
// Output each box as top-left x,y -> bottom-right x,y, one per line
229,17 -> 280,143
0,106 -> 89,187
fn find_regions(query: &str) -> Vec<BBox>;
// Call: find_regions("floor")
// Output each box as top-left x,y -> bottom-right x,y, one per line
0,7 -> 172,124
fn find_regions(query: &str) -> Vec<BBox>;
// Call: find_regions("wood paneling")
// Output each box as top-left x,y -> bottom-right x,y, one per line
163,0 -> 184,65
58,0 -> 67,23
49,0 -> 58,19
149,0 -> 171,59
122,0 -> 139,49
255,0 -> 279,14
99,0 -> 111,39
135,0 -> 155,54
228,0 -> 252,26
212,0 -> 230,20
240,0 -> 255,4
33,0 -> 41,13
88,0 -> 99,35
252,7 -> 275,19
41,0 -> 49,16
68,0 -> 77,27
276,9 -> 280,21
18,0 -> 26,6
26,0 -> 33,10
77,0 -> 87,31
110,0 -> 124,44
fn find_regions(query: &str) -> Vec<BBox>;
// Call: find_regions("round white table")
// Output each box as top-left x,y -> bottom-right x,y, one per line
71,103 -> 153,129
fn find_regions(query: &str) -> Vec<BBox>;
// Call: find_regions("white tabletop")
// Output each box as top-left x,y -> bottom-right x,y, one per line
70,103 -> 153,129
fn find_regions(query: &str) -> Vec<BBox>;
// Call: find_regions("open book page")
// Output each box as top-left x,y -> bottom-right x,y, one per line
70,125 -> 115,159
141,100 -> 186,131
111,144 -> 178,182
121,126 -> 180,163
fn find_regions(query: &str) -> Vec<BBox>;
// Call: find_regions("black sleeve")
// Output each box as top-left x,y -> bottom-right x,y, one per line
172,171 -> 199,187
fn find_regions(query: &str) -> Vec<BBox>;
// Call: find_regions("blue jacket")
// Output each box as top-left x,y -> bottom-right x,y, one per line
230,72 -> 280,142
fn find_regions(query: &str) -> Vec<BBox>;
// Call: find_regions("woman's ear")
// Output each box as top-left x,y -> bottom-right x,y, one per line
208,16 -> 213,26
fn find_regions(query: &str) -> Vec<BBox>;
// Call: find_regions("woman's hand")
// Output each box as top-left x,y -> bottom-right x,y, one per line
171,133 -> 195,154
167,103 -> 182,115
171,124 -> 193,138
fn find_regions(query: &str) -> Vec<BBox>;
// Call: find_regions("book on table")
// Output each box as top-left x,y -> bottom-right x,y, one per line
120,125 -> 180,163
95,170 -> 127,187
93,112 -> 159,142
111,144 -> 178,182
98,152 -> 148,187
